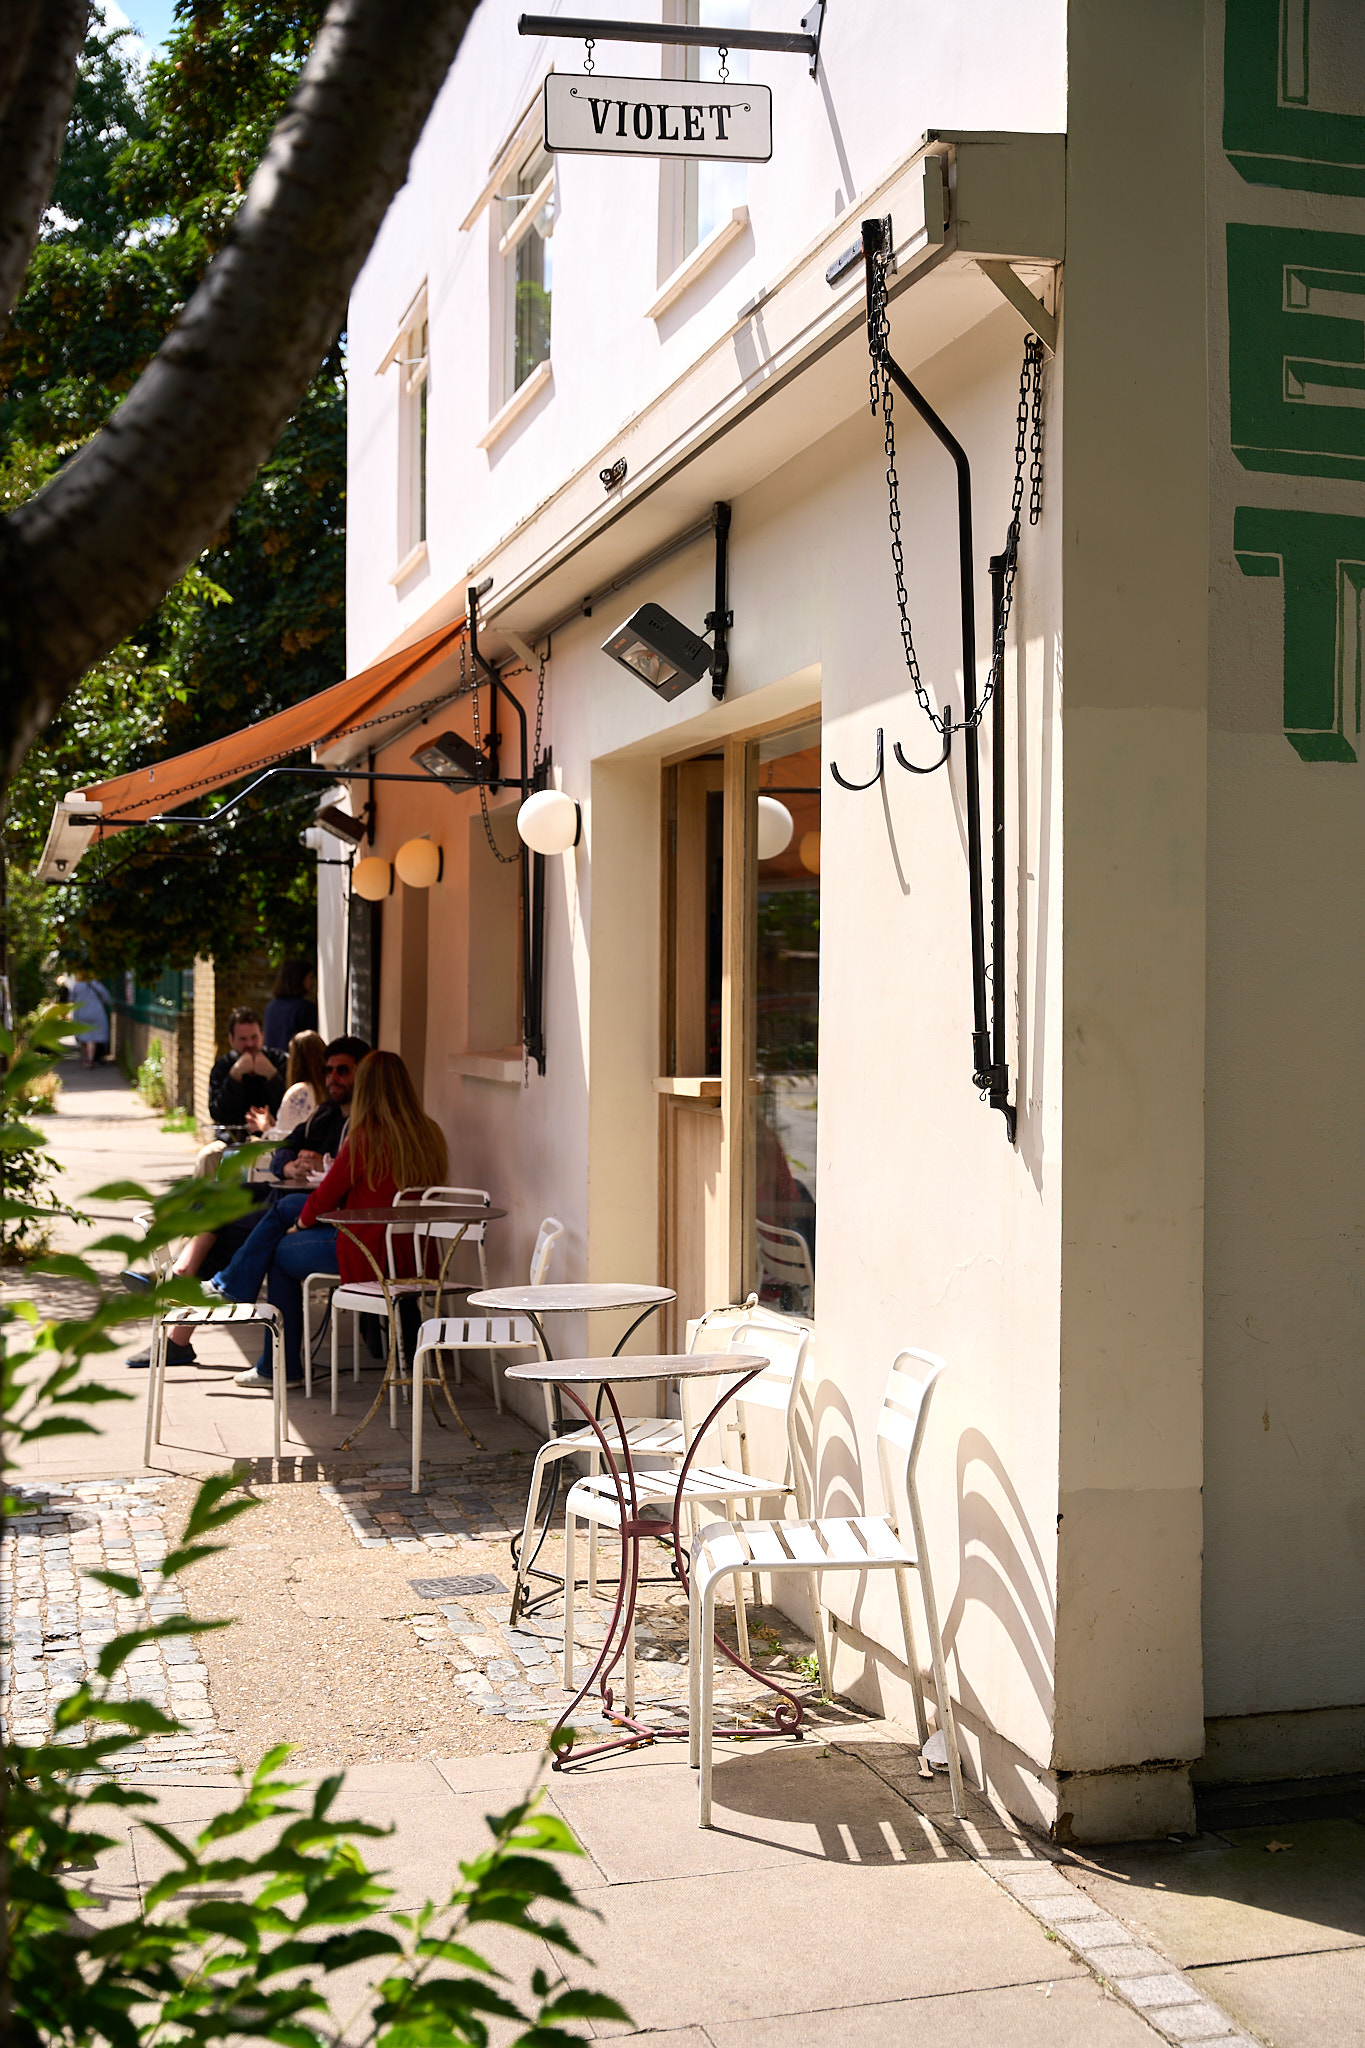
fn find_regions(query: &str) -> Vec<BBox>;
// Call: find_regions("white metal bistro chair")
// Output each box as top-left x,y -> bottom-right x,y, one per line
134,1209 -> 292,1465
409,1186 -> 494,1307
688,1346 -> 965,1827
505,1293 -> 772,1624
755,1217 -> 814,1314
421,1204 -> 560,1417
560,1317 -> 820,1712
407,1217 -> 564,1491
144,1300 -> 289,1462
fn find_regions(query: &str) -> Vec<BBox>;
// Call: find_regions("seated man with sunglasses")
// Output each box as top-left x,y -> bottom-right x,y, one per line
124,1035 -> 370,1370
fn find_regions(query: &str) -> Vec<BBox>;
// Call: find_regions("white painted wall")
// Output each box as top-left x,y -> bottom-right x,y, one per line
345,0 -> 1065,672
1201,0 -> 1365,1778
346,0 -> 1329,1838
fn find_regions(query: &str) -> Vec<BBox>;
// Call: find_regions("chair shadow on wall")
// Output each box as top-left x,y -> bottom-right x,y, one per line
939,1427 -> 1057,1816
802,1379 -> 1057,1815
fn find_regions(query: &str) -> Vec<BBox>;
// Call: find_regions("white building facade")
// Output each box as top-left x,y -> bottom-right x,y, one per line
305,0 -> 1364,1841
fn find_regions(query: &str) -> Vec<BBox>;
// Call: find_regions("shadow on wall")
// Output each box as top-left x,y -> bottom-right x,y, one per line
807,1380 -> 1057,1807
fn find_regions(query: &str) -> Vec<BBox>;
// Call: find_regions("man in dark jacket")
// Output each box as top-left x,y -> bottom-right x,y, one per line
207,1009 -> 288,1127
271,1034 -> 369,1179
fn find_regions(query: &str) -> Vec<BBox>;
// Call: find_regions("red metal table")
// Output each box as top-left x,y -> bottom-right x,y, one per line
506,1350 -> 807,1766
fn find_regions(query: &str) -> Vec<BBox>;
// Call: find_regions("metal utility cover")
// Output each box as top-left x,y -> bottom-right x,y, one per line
544,72 -> 772,161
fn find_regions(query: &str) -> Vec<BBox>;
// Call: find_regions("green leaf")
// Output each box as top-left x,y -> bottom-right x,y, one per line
85,1569 -> 142,1598
540,1989 -> 634,2021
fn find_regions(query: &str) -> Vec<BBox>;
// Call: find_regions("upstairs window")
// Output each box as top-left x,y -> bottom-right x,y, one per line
498,141 -> 554,396
405,314 -> 429,553
684,0 -> 748,257
378,290 -> 429,574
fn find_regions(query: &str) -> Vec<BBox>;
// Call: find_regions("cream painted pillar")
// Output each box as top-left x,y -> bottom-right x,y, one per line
585,757 -> 662,1355
1055,0 -> 1209,1839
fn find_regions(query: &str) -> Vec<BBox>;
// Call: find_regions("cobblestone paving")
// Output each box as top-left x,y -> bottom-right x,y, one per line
313,1455 -> 869,1747
1,1478 -> 235,1777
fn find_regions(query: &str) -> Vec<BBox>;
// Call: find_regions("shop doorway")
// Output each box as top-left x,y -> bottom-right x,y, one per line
659,714 -> 821,1342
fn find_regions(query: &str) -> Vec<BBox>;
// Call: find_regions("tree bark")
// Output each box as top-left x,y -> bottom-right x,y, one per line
0,1 -> 86,341
0,0 -> 477,800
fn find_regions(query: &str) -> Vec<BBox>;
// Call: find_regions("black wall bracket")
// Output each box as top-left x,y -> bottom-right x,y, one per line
705,501 -> 732,701
839,216 -> 1016,1144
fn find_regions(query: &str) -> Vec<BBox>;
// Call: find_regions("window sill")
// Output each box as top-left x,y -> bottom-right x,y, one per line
388,541 -> 428,586
653,1076 -> 722,1099
450,1051 -> 524,1084
477,360 -> 553,449
646,207 -> 750,322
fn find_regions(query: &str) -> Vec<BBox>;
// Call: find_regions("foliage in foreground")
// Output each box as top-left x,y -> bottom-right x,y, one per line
3,1012 -> 628,2045
2,3 -> 342,986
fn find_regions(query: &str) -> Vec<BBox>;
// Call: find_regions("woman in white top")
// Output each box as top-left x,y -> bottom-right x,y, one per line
246,1029 -> 327,1138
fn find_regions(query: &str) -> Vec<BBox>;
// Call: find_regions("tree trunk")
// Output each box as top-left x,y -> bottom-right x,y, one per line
0,0 -> 478,804
0,1 -> 87,346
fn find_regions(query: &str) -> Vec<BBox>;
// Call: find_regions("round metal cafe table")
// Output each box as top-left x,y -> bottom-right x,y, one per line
505,1350 -> 803,1766
467,1283 -> 676,1614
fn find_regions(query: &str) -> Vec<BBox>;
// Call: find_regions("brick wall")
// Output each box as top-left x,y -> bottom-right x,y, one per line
192,951 -> 276,1130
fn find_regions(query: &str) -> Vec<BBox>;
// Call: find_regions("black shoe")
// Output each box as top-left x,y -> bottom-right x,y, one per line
127,1339 -> 198,1370
119,1269 -> 154,1295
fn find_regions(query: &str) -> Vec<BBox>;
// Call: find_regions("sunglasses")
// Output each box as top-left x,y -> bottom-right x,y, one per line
325,1060 -> 354,1074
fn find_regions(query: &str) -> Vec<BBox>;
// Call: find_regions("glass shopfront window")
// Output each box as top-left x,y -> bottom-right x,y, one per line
752,721 -> 820,1313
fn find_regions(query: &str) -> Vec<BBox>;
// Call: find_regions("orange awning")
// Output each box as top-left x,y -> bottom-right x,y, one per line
79,617 -> 467,828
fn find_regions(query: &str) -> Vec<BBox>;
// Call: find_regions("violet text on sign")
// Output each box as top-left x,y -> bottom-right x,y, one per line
543,73 -> 773,163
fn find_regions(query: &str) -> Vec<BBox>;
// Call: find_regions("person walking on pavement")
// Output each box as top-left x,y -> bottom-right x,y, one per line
233,1049 -> 447,1392
68,975 -> 112,1067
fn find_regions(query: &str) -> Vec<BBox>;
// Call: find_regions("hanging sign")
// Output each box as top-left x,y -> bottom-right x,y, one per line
543,73 -> 772,162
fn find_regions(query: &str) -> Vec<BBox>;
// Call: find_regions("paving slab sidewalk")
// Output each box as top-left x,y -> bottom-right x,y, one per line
10,1063 -> 1363,2044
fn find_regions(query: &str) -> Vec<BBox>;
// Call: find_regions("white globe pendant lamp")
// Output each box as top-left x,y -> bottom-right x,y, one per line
756,795 -> 795,860
351,855 -> 393,901
394,836 -> 443,888
517,788 -> 582,856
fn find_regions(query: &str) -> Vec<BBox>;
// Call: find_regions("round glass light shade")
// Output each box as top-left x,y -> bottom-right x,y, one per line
394,837 -> 442,888
517,788 -> 581,855
351,856 -> 392,901
799,829 -> 821,874
756,796 -> 795,861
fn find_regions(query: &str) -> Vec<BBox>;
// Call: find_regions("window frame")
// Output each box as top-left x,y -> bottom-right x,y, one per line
496,139 -> 555,410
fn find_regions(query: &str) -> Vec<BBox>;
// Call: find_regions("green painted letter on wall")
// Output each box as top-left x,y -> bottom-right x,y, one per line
1228,225 -> 1365,480
1225,0 -> 1365,195
1234,505 -> 1365,761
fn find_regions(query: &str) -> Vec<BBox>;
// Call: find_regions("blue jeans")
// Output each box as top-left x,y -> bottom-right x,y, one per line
257,1226 -> 339,1381
216,1192 -> 309,1304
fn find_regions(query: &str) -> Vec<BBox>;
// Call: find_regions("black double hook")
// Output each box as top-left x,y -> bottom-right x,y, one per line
829,720 -> 951,790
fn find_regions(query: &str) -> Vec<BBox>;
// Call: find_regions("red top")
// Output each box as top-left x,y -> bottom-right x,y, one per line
299,1139 -> 417,1285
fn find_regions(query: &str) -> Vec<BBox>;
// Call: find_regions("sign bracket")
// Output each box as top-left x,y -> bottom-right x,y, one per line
518,12 -> 825,77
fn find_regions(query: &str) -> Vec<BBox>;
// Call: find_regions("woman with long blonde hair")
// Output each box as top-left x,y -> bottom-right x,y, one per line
234,1050 -> 448,1389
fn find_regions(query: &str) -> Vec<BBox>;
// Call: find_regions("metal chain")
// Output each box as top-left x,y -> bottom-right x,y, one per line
583,35 -> 594,73
532,644 -> 547,768
983,334 -> 1046,723
868,244 -> 1044,736
717,43 -> 729,81
468,629 -> 518,865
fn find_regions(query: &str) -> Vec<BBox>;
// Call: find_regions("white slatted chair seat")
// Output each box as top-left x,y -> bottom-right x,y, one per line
687,1346 -> 966,1829
560,1315 -> 821,1706
567,1458 -> 800,1522
693,1513 -> 915,1582
144,1301 -> 291,1464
